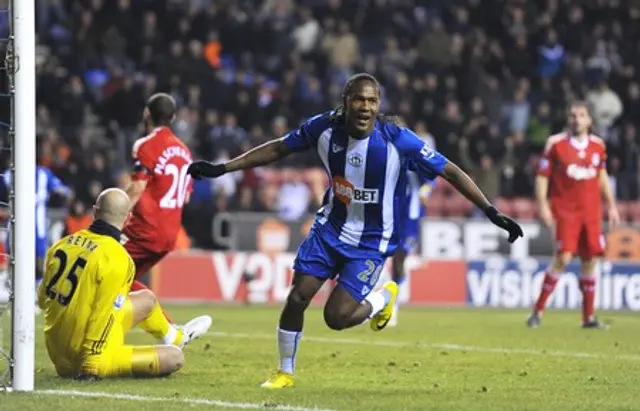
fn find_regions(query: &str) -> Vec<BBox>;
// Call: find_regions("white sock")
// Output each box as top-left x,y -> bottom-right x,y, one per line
162,326 -> 179,345
278,328 -> 302,374
365,292 -> 386,319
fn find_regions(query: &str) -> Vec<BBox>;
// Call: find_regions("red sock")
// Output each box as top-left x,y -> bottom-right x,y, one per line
130,280 -> 148,292
130,280 -> 173,323
534,271 -> 560,314
579,276 -> 596,323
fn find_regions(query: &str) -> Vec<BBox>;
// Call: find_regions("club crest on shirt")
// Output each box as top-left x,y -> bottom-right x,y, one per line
539,158 -> 549,170
114,293 -> 125,310
591,153 -> 600,166
348,153 -> 363,167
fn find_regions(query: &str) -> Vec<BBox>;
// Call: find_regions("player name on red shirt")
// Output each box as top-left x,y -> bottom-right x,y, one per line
154,146 -> 192,175
124,127 -> 193,253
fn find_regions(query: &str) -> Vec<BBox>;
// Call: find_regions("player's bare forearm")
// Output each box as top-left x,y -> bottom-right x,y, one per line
599,170 -> 616,208
125,180 -> 147,209
440,162 -> 492,211
535,175 -> 549,207
224,139 -> 291,173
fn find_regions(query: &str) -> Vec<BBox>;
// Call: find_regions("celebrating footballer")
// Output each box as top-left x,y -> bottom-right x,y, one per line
188,73 -> 524,388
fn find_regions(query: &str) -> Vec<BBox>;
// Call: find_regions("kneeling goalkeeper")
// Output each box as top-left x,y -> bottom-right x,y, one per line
39,188 -> 201,379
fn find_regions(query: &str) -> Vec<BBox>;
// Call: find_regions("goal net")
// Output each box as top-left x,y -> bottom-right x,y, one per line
0,0 -> 36,392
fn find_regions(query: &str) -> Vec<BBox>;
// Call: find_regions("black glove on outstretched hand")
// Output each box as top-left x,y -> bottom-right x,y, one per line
187,161 -> 227,180
484,206 -> 524,244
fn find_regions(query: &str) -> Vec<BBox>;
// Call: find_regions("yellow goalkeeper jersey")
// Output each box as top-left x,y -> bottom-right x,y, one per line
38,220 -> 135,365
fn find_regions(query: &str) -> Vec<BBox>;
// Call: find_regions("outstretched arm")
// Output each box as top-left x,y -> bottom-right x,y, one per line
224,138 -> 291,173
189,113 -> 330,180
439,161 -> 492,211
440,160 -> 522,242
188,138 -> 291,179
395,126 -> 523,243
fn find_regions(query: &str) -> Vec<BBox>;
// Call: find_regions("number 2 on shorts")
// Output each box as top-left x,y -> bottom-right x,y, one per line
357,260 -> 383,286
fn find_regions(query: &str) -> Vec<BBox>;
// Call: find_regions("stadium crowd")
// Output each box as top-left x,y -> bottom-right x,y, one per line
4,0 -> 640,247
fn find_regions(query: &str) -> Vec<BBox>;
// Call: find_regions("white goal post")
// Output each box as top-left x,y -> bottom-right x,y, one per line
0,0 -> 36,392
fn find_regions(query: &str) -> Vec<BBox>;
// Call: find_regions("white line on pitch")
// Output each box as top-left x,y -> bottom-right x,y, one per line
162,330 -> 640,362
37,389 -> 336,411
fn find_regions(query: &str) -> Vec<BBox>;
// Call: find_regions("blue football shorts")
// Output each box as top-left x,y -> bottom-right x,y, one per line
292,228 -> 385,303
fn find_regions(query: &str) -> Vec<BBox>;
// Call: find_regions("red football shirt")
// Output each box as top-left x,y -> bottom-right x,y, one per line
537,132 -> 606,219
123,127 -> 193,252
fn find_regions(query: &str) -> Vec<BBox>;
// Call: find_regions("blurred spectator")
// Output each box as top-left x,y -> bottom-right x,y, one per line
459,135 -> 513,216
538,29 -> 564,78
586,81 -> 623,138
64,200 -> 93,236
528,101 -> 553,149
292,7 -> 320,54
502,87 -> 531,133
322,20 -> 359,82
609,124 -> 640,200
277,169 -> 311,221
418,18 -> 452,71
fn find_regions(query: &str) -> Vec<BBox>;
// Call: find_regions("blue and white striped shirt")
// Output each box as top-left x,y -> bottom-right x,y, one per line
283,112 -> 448,256
406,134 -> 437,220
3,166 -> 69,255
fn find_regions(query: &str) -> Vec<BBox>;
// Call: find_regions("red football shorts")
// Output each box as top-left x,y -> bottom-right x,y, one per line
553,215 -> 605,259
124,240 -> 169,278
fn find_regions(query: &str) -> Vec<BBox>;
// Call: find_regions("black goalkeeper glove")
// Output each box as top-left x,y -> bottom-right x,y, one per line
187,161 -> 227,180
484,206 -> 524,244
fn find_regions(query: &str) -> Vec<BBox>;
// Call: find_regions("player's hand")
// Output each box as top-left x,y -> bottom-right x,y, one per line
485,206 -> 524,244
608,206 -> 621,230
538,203 -> 554,228
187,161 -> 226,180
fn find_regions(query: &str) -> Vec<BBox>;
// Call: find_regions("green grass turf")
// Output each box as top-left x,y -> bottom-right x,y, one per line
1,305 -> 640,411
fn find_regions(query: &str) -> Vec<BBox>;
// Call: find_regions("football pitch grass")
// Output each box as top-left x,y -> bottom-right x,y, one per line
2,305 -> 640,411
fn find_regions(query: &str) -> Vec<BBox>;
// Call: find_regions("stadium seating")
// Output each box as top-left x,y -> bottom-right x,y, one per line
4,0 -> 636,251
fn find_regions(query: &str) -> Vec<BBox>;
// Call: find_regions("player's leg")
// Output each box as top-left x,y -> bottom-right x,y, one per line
125,242 -> 211,334
389,247 -> 408,327
323,255 -> 397,331
116,345 -> 185,378
124,240 -> 174,321
390,219 -> 419,326
129,290 -> 211,347
528,217 -> 577,327
83,342 -> 185,379
262,231 -> 333,388
127,247 -> 212,336
578,220 -> 606,329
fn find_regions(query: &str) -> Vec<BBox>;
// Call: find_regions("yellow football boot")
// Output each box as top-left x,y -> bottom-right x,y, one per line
370,281 -> 399,331
260,370 -> 295,389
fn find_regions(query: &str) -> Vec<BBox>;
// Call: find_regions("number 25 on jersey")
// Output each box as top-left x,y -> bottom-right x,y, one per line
45,249 -> 86,306
160,164 -> 191,209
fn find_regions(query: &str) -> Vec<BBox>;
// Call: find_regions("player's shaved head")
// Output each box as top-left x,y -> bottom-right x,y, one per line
93,188 -> 131,229
145,93 -> 176,127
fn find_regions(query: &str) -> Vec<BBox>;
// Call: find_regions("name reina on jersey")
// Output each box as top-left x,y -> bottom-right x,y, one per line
282,111 -> 447,256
